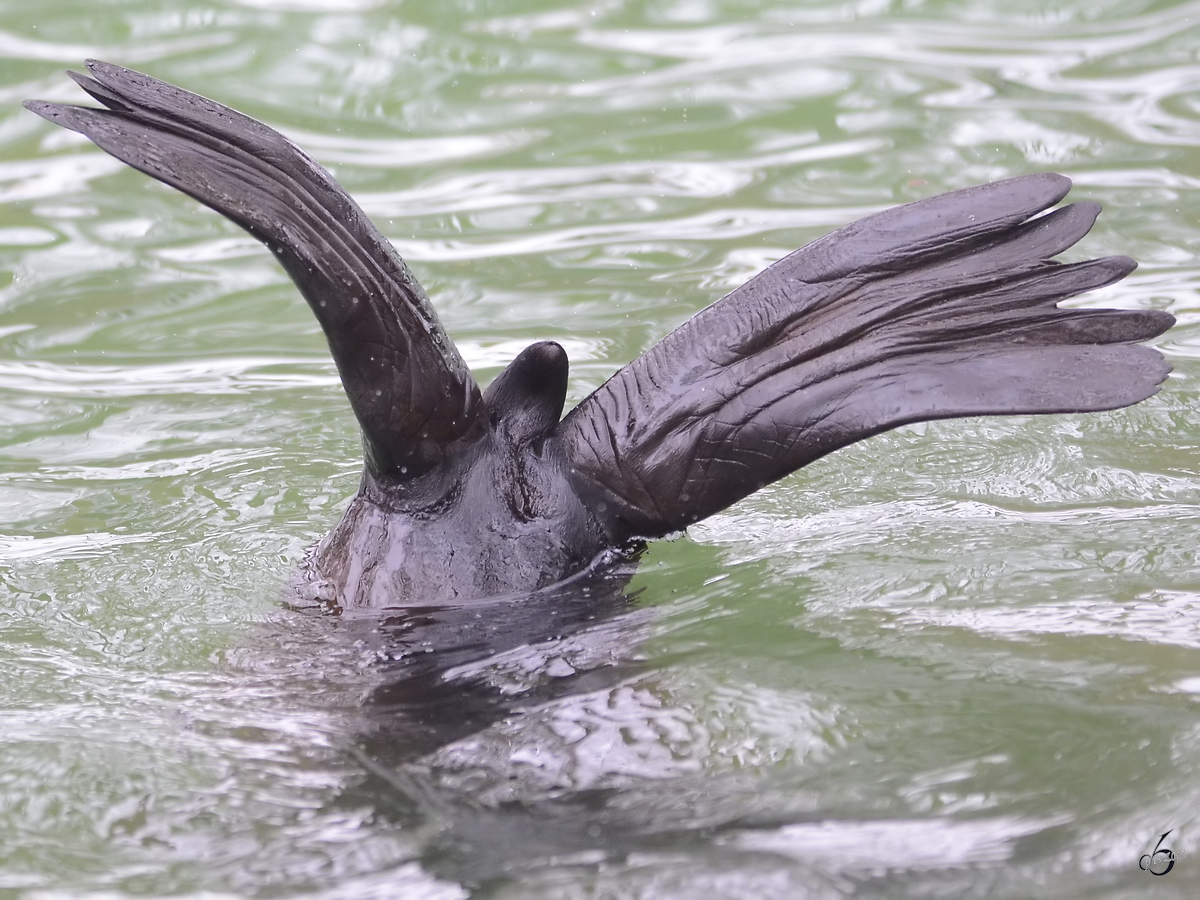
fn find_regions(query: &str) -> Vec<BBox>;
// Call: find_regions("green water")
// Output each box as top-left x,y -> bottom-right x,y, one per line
2,0 -> 1200,897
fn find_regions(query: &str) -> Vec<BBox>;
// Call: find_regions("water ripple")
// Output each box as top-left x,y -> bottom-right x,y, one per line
0,357 -> 340,396
357,137 -> 881,216
726,814 -> 1068,872
0,531 -> 152,562
2,1 -> 1198,898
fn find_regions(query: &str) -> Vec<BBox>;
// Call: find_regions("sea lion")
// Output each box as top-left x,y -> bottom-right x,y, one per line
25,61 -> 1175,611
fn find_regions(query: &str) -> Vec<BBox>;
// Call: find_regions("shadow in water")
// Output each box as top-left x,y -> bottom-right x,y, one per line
301,552 -> 757,886
339,555 -> 651,763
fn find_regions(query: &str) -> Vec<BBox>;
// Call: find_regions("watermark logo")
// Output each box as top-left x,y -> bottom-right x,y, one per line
1139,830 -> 1176,876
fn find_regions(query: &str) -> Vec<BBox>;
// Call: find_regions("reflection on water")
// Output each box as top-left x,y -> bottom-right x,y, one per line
2,0 -> 1200,897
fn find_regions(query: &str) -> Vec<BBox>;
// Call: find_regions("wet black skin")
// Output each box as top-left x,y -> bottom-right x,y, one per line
25,62 -> 1176,612
310,341 -> 616,609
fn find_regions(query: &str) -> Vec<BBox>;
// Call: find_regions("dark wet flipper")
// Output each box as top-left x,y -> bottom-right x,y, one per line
25,62 -> 485,478
768,173 -> 1073,284
560,175 -> 1174,539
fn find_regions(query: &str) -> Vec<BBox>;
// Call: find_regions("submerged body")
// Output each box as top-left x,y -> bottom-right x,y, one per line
26,62 -> 1175,609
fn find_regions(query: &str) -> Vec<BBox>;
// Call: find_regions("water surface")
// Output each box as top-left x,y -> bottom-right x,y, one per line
2,1 -> 1199,897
